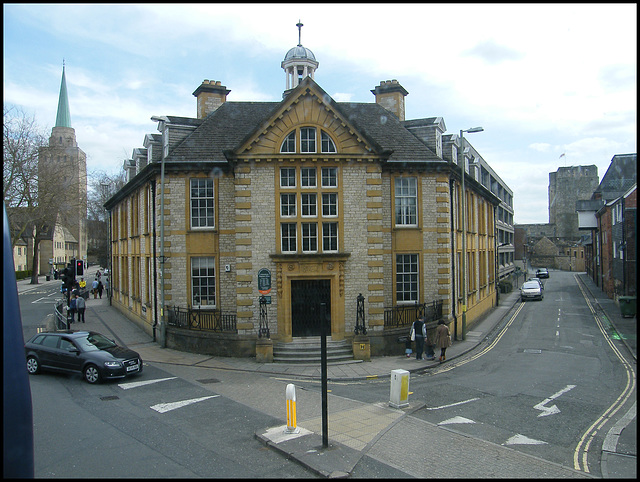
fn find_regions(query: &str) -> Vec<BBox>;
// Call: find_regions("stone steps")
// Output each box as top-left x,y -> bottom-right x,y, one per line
273,337 -> 357,364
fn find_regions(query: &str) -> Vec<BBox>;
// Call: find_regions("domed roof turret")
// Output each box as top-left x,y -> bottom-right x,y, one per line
284,45 -> 316,62
281,21 -> 319,95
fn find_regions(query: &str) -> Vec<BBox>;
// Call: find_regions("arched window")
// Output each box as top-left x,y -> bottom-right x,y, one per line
280,131 -> 296,153
280,128 -> 337,154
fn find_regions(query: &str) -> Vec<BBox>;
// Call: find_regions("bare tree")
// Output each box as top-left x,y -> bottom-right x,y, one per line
86,168 -> 126,267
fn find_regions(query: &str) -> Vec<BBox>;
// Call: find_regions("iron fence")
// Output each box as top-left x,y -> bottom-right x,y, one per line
167,305 -> 237,333
384,300 -> 443,328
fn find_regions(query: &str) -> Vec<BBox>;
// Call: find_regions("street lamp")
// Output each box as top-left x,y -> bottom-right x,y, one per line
459,127 -> 483,340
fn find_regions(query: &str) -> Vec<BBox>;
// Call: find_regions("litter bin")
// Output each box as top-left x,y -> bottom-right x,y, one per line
45,274 -> 51,281
619,296 -> 636,318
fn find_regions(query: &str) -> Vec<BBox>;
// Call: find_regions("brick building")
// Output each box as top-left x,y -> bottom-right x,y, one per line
104,29 -> 506,357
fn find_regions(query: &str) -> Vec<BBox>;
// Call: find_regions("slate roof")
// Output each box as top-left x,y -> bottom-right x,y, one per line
166,99 -> 443,165
595,153 -> 637,201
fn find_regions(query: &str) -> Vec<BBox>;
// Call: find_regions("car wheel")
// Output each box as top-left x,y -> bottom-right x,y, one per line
83,364 -> 101,384
26,356 -> 40,375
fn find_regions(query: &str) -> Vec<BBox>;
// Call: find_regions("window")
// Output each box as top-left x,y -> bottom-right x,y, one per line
302,223 -> 318,252
395,177 -> 417,226
321,131 -> 336,153
301,193 -> 317,217
191,257 -> 216,307
322,193 -> 337,217
300,127 -> 316,153
281,223 -> 297,252
322,222 -> 338,252
301,167 -> 317,187
280,168 -> 296,188
396,254 -> 418,302
321,167 -> 337,187
280,131 -> 296,153
280,193 -> 296,216
190,178 -> 215,228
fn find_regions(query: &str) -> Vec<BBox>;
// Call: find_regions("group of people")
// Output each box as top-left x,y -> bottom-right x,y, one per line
407,316 -> 452,363
66,273 -> 105,324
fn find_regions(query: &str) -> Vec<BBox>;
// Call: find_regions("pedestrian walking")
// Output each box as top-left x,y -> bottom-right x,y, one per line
92,278 -> 99,299
79,277 -> 86,289
75,294 -> 86,323
97,279 -> 104,299
68,295 -> 77,323
410,316 -> 427,360
434,319 -> 452,362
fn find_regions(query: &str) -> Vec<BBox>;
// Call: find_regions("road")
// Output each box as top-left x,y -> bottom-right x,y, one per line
286,271 -> 635,477
19,271 -> 635,477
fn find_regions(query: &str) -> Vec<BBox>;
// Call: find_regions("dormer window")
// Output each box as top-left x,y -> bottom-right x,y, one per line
280,128 -> 337,154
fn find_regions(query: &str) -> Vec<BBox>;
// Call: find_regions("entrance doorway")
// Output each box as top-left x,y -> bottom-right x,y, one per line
291,279 -> 331,337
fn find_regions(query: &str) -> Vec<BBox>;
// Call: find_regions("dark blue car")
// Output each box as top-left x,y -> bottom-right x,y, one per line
25,331 -> 143,384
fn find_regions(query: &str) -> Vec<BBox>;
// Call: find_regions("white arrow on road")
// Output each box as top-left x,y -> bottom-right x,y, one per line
505,434 -> 548,445
151,395 -> 220,413
534,384 -> 576,417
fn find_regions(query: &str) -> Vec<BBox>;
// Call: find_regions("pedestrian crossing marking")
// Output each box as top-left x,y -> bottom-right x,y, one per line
118,377 -> 177,389
504,434 -> 548,445
438,416 -> 476,425
150,395 -> 220,413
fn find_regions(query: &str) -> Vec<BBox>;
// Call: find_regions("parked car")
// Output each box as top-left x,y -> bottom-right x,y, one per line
521,280 -> 544,301
528,277 -> 544,290
536,268 -> 549,279
25,330 -> 142,384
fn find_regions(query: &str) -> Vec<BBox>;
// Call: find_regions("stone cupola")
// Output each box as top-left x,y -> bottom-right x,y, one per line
282,20 -> 318,96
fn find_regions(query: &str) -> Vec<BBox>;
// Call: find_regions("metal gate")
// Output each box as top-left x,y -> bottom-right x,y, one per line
291,279 -> 331,337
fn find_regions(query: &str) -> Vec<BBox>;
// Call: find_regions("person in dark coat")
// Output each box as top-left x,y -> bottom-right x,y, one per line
68,296 -> 77,323
97,280 -> 104,299
410,317 -> 427,360
434,319 -> 452,362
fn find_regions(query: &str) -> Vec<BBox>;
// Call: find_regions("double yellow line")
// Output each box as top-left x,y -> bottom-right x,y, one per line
435,302 -> 525,374
572,275 -> 636,473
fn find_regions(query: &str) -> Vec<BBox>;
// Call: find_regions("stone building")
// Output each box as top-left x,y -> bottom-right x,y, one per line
104,28 -> 505,358
34,65 -> 88,274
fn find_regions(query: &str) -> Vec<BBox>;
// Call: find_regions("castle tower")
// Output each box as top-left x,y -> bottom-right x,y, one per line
548,165 -> 599,239
281,20 -> 318,96
38,63 -> 87,272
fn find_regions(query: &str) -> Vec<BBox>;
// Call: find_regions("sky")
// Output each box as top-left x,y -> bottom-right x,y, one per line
3,3 -> 636,224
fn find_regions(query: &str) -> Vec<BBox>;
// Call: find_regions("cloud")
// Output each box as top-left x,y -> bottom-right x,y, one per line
462,39 -> 524,64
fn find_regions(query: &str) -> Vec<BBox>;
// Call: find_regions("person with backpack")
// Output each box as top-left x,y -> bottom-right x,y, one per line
410,316 -> 427,360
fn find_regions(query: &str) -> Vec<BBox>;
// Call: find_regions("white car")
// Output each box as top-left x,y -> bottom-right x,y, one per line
521,280 -> 543,301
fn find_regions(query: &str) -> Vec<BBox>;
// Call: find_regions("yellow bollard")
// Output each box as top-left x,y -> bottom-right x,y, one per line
285,383 -> 300,434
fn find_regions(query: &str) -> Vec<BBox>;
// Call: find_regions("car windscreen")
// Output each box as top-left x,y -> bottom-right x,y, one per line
522,282 -> 539,289
75,333 -> 117,352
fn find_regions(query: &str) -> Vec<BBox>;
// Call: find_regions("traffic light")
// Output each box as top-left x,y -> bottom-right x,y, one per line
76,259 -> 84,277
60,266 -> 74,291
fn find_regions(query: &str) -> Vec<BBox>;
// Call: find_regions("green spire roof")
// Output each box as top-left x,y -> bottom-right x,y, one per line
55,64 -> 72,128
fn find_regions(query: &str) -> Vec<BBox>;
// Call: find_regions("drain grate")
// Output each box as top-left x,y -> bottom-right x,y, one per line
197,378 -> 220,384
100,395 -> 119,401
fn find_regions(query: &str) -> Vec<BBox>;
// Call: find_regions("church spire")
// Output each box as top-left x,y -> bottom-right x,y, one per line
55,61 -> 72,128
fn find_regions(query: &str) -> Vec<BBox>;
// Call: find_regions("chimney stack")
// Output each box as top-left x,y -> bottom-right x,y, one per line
192,80 -> 231,119
371,80 -> 408,121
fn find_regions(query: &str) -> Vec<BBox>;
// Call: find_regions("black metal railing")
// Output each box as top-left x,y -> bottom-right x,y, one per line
383,300 -> 443,328
167,305 -> 237,333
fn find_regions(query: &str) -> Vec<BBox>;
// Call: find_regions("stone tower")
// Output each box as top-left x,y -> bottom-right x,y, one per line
38,64 -> 87,271
548,165 -> 599,239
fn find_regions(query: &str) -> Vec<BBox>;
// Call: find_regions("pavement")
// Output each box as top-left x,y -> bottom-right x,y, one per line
20,270 -> 636,478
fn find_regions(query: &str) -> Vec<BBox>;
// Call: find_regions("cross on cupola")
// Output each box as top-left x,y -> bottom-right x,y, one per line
281,20 -> 318,95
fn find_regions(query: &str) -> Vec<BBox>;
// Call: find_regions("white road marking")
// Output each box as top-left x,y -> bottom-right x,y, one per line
119,377 -> 177,389
151,395 -> 219,413
425,398 -> 479,410
505,434 -> 548,445
534,384 -> 576,417
438,416 -> 476,425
